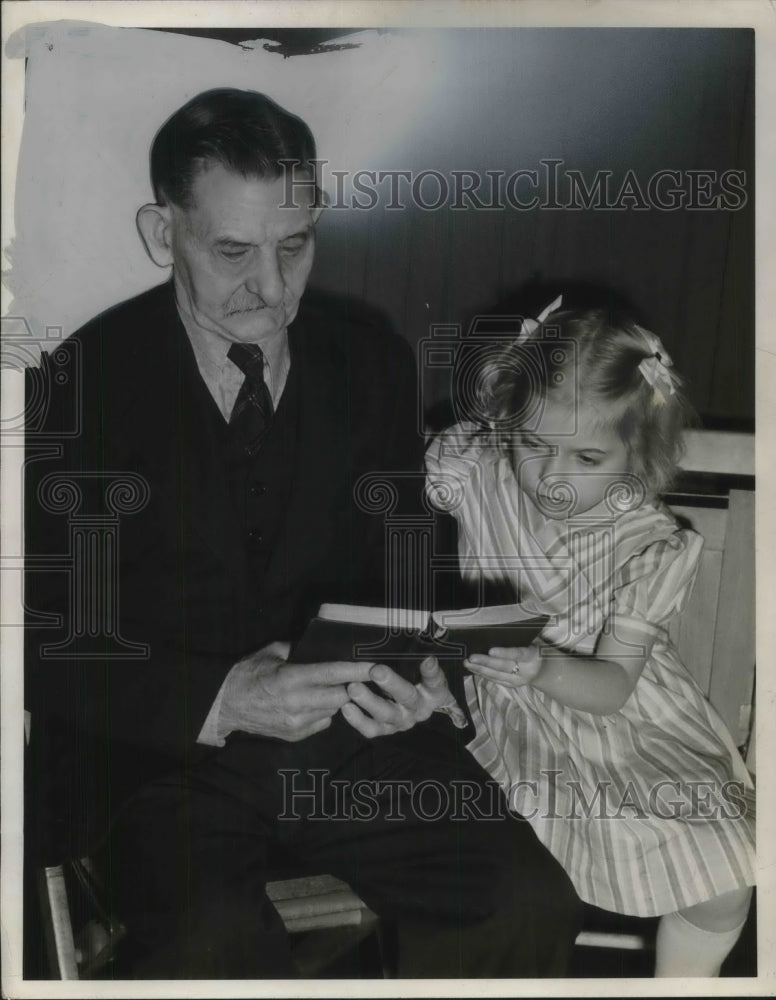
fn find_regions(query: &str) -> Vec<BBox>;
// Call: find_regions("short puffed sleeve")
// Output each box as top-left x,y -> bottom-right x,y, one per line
610,528 -> 704,633
425,422 -> 486,514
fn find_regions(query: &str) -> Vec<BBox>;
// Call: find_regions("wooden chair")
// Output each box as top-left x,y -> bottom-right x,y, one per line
36,861 -> 380,979
265,875 -> 386,977
667,487 -> 755,750
35,857 -> 127,980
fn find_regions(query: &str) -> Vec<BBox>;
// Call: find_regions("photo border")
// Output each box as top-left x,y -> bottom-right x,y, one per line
2,2 -> 773,997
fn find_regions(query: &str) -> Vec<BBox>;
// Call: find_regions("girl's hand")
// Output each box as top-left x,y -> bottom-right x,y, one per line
464,645 -> 543,688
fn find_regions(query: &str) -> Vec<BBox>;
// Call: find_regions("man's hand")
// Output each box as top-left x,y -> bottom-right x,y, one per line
219,641 -> 377,742
342,656 -> 465,738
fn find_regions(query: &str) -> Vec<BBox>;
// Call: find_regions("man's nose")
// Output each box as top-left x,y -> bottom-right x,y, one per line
244,251 -> 285,307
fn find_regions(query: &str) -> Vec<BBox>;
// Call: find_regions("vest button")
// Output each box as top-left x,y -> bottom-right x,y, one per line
250,483 -> 267,496
248,529 -> 263,543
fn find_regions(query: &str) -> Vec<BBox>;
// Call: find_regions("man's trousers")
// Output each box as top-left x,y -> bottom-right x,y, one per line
105,717 -> 582,978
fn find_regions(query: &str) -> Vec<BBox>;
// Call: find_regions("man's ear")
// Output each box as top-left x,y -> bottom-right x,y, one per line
310,185 -> 328,225
136,203 -> 174,268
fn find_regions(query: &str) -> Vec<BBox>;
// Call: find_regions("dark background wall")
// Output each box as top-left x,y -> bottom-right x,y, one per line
302,29 -> 754,428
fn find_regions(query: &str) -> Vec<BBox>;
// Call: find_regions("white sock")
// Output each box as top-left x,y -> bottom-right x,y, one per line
655,909 -> 747,977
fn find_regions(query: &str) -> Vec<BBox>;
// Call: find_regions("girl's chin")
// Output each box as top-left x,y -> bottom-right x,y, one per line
529,492 -> 576,519
529,491 -> 607,521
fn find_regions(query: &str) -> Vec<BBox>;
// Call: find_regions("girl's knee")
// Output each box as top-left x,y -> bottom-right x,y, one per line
679,886 -> 753,932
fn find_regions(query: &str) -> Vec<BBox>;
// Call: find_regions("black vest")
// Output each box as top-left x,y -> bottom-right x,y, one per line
213,361 -> 300,634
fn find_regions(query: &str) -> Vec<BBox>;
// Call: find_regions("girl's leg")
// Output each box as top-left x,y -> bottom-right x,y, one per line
655,886 -> 753,977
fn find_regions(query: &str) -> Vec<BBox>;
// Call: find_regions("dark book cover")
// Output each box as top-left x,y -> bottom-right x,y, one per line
289,604 -> 549,685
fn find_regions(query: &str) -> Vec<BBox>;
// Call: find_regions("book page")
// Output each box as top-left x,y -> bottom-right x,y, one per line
433,603 -> 545,629
318,603 -> 430,631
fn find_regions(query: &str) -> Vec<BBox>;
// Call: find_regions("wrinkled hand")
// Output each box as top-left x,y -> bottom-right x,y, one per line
342,656 -> 464,738
465,645 -> 543,689
219,641 -> 377,742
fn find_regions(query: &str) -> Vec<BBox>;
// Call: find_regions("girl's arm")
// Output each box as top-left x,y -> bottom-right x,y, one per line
465,618 -> 656,715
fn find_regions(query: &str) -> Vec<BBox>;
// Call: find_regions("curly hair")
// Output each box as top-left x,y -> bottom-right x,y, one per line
473,307 -> 695,497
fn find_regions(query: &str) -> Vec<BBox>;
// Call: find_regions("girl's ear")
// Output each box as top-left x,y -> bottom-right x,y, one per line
136,203 -> 174,269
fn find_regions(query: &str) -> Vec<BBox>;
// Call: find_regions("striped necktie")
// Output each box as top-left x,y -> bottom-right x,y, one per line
227,343 -> 274,456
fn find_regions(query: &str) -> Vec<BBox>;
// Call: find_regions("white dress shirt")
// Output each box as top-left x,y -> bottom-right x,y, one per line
181,311 -> 290,418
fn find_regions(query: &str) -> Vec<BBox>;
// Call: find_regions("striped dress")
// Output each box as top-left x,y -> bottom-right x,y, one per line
426,424 -> 755,917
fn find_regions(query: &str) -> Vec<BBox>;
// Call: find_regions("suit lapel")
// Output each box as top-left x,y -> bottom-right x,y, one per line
174,334 -> 247,569
117,288 -> 246,572
261,314 -> 349,592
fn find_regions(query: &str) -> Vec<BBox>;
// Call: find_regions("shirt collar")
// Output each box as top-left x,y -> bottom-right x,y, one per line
175,293 -> 289,390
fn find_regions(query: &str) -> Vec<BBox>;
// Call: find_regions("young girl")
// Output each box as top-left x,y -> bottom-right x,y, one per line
426,299 -> 755,977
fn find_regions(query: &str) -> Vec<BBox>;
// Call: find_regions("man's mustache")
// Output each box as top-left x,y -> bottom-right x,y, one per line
225,297 -> 267,315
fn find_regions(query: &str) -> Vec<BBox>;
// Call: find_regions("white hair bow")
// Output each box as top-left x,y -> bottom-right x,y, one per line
513,295 -> 563,344
638,335 -> 675,406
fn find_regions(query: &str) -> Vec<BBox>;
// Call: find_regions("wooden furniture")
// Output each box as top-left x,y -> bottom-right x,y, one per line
668,488 -> 755,749
35,857 -> 126,980
37,863 -> 378,979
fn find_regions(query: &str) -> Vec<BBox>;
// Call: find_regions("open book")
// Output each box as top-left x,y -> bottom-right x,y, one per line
289,603 -> 549,683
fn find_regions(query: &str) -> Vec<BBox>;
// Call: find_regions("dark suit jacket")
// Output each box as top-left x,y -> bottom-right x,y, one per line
25,281 -> 426,856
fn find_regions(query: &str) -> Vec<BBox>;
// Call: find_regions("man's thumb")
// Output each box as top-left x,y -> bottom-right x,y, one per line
420,656 -> 447,688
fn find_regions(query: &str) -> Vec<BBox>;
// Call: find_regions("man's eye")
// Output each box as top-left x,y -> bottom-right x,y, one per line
577,454 -> 600,467
279,238 -> 306,256
220,248 -> 249,261
519,436 -> 543,450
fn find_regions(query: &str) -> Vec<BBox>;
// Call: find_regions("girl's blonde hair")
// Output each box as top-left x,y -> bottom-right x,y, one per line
474,307 -> 695,497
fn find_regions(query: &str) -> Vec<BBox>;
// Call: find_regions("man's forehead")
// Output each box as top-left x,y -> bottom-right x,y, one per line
182,162 -> 316,235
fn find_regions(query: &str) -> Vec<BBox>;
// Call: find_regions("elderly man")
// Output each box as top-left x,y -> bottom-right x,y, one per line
25,88 -> 580,978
